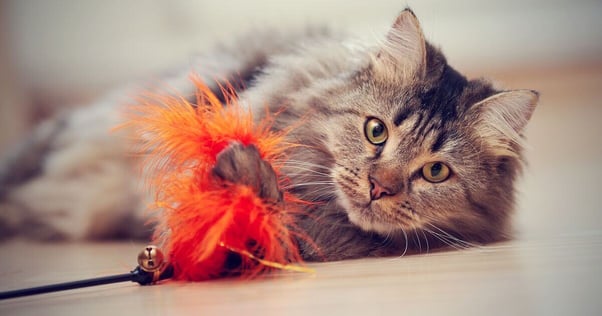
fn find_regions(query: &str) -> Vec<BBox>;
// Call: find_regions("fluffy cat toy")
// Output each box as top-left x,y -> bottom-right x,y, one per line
126,78 -> 309,281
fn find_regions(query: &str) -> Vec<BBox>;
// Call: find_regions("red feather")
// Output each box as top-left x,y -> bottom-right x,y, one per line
125,77 -> 308,281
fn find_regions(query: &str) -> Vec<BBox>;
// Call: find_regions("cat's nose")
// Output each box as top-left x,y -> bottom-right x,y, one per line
369,176 -> 395,200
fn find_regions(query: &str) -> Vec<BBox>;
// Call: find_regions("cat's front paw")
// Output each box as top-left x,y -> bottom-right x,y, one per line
212,142 -> 282,202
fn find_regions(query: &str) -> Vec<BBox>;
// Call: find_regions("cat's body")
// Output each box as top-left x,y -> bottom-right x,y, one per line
0,10 -> 538,261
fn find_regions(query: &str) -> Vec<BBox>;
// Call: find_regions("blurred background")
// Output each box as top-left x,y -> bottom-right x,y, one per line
0,0 -> 601,242
1,2 -> 602,314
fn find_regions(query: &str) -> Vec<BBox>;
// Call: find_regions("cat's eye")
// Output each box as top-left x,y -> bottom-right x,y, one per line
364,118 -> 388,145
422,162 -> 451,183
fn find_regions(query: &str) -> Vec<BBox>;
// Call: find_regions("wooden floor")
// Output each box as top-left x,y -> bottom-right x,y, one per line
1,63 -> 601,315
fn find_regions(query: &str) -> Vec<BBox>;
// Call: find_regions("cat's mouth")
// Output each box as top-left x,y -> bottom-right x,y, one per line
336,187 -> 415,234
347,204 -> 406,234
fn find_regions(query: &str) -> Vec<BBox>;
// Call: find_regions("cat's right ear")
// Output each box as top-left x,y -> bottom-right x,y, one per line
470,89 -> 540,157
372,8 -> 427,83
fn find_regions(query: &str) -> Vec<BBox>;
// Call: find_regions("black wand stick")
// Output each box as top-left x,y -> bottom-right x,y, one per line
0,245 -> 173,300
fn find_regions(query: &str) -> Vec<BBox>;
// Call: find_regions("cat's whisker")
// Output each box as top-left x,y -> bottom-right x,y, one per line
385,231 -> 393,246
402,228 -> 409,257
283,167 -> 329,173
284,172 -> 331,180
284,181 -> 336,185
306,188 -> 337,197
415,212 -> 480,250
427,230 -> 470,250
425,223 -> 481,249
280,159 -> 332,167
294,186 -> 331,196
422,227 -> 466,251
424,226 -> 477,251
282,181 -> 336,190
394,224 -> 409,258
413,229 -> 422,253
296,188 -> 337,201
280,165 -> 334,181
418,221 -> 468,250
421,229 -> 430,254
378,230 -> 392,249
278,160 -> 334,172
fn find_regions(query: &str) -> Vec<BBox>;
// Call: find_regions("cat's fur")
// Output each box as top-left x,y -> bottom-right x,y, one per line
0,9 -> 538,261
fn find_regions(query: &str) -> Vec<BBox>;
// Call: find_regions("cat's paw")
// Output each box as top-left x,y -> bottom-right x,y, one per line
212,142 -> 282,202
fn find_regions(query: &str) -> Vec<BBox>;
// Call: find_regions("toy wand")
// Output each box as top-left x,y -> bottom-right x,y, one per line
0,245 -> 172,300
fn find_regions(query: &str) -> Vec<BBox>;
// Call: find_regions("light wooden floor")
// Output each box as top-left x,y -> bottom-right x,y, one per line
1,63 -> 601,315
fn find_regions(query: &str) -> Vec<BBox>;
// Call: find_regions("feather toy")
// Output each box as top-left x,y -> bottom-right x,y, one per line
126,77 -> 311,281
0,77 -> 314,300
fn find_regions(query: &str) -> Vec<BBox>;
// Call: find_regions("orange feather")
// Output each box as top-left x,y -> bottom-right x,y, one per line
125,76 -> 307,280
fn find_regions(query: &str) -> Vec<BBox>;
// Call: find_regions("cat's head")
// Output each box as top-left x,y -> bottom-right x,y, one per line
320,9 -> 538,242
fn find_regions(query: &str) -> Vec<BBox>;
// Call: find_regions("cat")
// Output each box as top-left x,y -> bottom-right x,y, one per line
0,9 -> 538,261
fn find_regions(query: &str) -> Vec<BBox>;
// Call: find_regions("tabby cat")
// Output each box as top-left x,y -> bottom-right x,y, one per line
0,9 -> 538,261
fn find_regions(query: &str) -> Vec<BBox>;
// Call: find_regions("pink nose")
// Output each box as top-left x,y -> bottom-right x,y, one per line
369,177 -> 394,200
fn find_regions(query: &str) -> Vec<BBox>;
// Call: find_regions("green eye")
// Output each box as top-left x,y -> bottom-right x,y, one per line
422,162 -> 451,183
364,118 -> 388,145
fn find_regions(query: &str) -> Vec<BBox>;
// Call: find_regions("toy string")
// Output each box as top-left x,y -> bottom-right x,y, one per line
0,246 -> 173,300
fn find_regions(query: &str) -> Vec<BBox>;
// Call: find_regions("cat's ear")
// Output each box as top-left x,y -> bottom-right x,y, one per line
471,90 -> 539,156
372,8 -> 427,82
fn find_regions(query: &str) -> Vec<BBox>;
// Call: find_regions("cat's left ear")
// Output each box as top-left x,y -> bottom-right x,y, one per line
470,90 -> 539,156
372,8 -> 427,83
